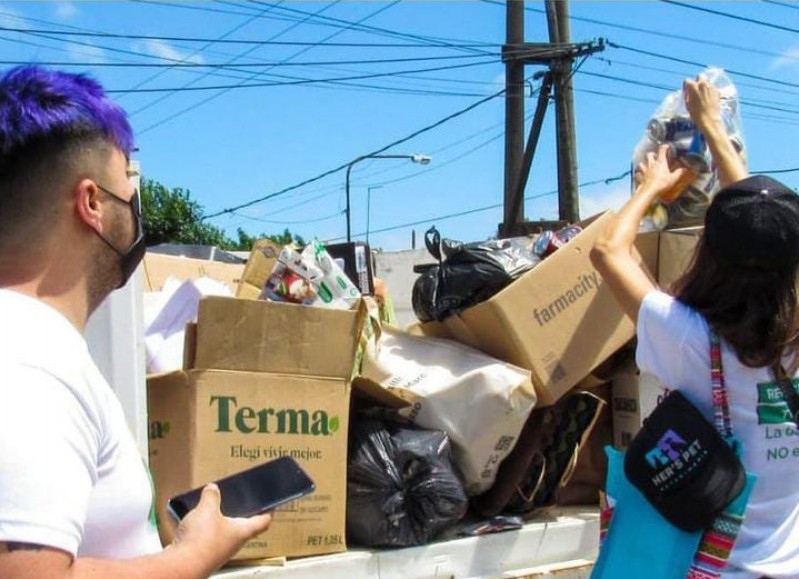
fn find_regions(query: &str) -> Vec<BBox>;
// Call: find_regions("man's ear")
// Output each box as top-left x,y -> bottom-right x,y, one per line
74,178 -> 103,234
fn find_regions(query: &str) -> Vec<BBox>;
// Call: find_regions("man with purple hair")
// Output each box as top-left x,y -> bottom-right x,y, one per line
0,65 -> 271,578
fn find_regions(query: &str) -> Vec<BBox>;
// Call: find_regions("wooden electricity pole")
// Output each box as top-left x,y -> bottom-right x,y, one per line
500,0 -> 604,237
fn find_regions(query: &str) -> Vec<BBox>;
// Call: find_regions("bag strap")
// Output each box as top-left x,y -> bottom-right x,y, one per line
709,330 -> 734,438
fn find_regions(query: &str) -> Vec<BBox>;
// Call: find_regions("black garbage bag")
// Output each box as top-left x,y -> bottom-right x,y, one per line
346,417 -> 469,548
411,227 -> 539,322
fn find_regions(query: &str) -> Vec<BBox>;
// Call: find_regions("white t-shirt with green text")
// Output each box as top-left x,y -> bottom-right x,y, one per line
637,290 -> 799,579
0,289 -> 162,558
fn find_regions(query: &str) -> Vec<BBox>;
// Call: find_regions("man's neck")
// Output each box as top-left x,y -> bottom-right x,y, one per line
0,275 -> 90,332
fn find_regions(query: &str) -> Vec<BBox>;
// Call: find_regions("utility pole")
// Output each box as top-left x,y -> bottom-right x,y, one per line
547,0 -> 580,222
503,0 -> 526,230
500,0 -> 604,237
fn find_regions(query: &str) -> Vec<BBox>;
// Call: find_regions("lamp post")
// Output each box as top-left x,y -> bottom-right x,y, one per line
345,153 -> 431,243
366,185 -> 383,244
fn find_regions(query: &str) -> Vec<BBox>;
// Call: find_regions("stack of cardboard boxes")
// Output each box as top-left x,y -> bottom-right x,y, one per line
145,214 -> 701,563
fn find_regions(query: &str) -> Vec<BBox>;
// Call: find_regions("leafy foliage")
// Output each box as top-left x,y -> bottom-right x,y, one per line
140,178 -> 303,251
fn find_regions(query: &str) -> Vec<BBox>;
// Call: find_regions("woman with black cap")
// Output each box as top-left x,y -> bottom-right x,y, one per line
591,77 -> 799,579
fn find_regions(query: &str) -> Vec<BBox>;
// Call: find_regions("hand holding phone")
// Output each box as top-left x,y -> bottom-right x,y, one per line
168,456 -> 316,520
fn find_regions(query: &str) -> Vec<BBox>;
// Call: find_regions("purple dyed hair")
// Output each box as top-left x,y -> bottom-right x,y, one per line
0,65 -> 133,158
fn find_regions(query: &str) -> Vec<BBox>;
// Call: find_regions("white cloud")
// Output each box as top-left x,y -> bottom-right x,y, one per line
55,1 -> 78,20
770,46 -> 799,71
137,39 -> 205,65
580,182 -> 632,218
66,42 -> 107,64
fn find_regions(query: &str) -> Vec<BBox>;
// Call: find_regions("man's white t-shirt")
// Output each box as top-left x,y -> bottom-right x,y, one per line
637,290 -> 799,579
0,289 -> 162,558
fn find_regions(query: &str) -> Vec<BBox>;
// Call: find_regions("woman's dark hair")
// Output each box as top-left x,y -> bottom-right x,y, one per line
672,233 -> 799,371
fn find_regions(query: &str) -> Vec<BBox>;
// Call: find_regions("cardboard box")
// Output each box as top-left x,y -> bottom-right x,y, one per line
418,212 -> 655,406
658,227 -> 701,289
325,242 -> 375,296
148,369 -> 350,560
235,240 -> 282,299
147,293 -> 380,560
611,363 -> 666,449
143,252 -> 245,293
193,296 -> 364,379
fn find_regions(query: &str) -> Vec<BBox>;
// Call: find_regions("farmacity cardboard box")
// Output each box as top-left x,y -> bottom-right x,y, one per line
148,296 -> 364,562
418,212 -> 658,407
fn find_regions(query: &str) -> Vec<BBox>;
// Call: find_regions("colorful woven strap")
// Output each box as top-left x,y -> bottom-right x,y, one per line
709,330 -> 733,438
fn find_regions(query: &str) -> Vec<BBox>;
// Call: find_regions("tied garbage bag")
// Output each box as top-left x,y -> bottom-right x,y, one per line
346,417 -> 468,548
411,226 -> 539,322
632,66 -> 746,230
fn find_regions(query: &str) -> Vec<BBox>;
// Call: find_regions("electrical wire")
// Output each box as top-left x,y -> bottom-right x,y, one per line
0,24 -> 499,49
204,86 -> 507,220
123,2 -> 280,95
660,0 -> 799,35
479,0 -> 799,64
106,60 -> 497,94
324,170 -> 633,242
609,43 -> 799,91
245,0 -> 496,55
0,53 -> 499,68
128,1 -> 344,115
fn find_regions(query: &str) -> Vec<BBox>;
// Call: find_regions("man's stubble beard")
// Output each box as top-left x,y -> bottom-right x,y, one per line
86,204 -> 130,315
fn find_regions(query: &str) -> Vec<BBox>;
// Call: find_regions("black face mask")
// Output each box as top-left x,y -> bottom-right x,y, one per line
94,184 -> 146,289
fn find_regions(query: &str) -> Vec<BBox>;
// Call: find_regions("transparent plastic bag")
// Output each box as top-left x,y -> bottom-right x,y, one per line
633,67 -> 746,230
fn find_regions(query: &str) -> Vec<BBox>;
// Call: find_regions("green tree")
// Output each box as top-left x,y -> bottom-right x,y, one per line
140,178 -> 231,248
140,177 -> 306,251
234,228 -> 305,251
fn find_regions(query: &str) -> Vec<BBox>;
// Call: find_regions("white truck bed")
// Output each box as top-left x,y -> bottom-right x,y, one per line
215,508 -> 598,579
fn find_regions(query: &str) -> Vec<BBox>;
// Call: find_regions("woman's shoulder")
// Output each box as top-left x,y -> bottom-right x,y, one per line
639,290 -> 709,348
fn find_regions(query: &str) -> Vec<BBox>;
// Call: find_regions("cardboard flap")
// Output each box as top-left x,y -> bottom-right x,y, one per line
351,377 -> 410,409
194,296 -> 363,378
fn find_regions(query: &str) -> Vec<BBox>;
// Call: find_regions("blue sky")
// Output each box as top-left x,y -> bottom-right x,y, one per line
2,1 -> 798,251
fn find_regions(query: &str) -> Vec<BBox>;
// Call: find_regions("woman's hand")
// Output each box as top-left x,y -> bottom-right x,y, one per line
684,77 -> 723,133
635,144 -> 695,203
683,75 -> 748,187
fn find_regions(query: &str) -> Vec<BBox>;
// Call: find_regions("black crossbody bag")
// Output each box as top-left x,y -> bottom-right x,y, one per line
623,331 -> 747,532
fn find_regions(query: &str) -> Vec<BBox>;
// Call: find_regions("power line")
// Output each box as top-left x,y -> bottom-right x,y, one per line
246,0 -> 496,56
660,0 -> 799,35
0,53 -> 498,69
122,1 -> 279,95
106,59 -> 498,94
133,1 -> 407,133
328,164 -> 799,241
0,24 -> 499,49
129,1 -> 346,114
594,55 -> 799,100
204,86 -> 507,220
325,170 -> 633,242
763,0 -> 799,9
576,69 -> 799,115
610,43 -> 799,91
231,208 -> 344,225
479,0 -> 799,64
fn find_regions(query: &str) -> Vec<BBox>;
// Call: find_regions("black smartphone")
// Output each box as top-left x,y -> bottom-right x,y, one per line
167,456 -> 316,521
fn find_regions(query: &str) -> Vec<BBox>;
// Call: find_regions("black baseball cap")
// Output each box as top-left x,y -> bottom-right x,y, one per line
705,175 -> 799,271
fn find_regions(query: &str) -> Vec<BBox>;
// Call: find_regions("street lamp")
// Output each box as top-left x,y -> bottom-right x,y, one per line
345,153 -> 431,243
366,185 -> 383,244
